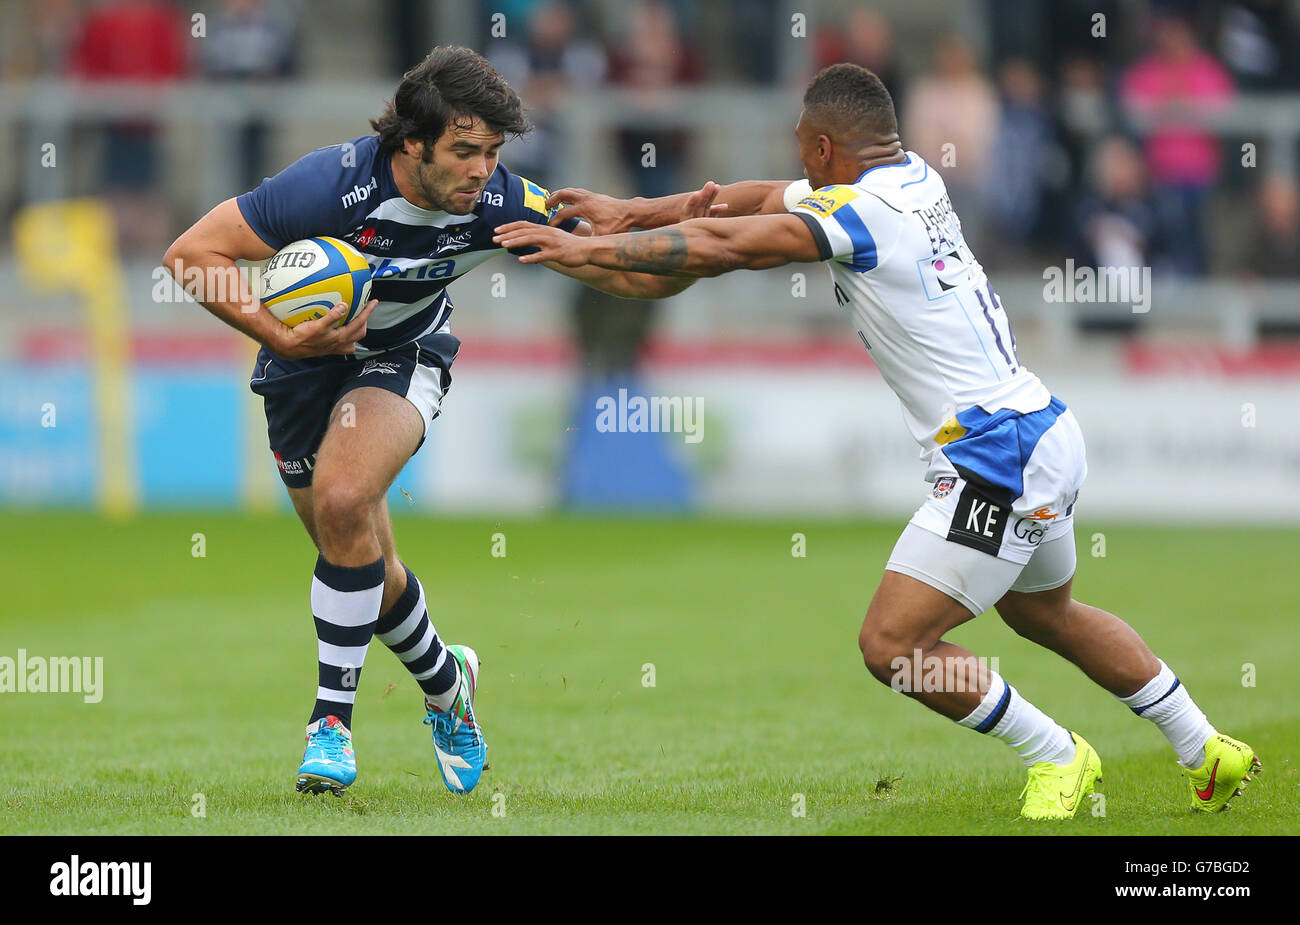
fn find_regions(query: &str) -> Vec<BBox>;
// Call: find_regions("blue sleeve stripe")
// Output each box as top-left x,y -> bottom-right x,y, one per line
830,205 -> 878,272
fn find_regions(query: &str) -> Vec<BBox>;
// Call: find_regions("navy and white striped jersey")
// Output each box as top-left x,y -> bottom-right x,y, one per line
237,134 -> 576,356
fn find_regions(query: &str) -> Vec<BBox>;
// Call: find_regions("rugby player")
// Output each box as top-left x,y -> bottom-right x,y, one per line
164,46 -> 693,796
492,63 -> 1260,818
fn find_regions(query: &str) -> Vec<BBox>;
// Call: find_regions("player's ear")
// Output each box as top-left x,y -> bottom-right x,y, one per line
401,137 -> 424,160
818,135 -> 833,167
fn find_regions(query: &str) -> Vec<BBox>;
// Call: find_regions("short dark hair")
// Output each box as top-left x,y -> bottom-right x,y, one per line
802,63 -> 898,139
371,45 -> 532,158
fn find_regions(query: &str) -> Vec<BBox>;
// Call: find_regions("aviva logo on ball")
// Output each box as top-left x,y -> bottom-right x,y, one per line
260,236 -> 373,327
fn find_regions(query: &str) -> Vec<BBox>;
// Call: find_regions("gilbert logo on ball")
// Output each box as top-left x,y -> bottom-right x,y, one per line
260,236 -> 373,327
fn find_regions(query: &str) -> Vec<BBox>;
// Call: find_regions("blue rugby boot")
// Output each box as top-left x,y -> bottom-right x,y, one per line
296,715 -> 357,796
424,645 -> 487,793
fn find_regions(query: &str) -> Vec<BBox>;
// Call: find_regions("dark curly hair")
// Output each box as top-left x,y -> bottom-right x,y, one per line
803,63 -> 898,138
371,46 -> 532,159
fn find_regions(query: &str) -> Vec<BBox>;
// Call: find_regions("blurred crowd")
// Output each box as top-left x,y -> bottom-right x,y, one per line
478,0 -> 1300,282
1,0 -> 1298,284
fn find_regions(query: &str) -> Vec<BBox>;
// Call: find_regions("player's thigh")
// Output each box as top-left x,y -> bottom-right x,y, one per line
861,563 -> 982,656
878,519 -> 1027,625
995,526 -> 1078,638
313,386 -> 425,504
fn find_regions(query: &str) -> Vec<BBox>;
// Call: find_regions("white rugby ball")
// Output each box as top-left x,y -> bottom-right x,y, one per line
260,236 -> 373,327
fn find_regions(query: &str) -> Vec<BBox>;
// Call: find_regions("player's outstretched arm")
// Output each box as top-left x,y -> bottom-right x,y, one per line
495,213 -> 823,278
546,180 -> 795,235
540,261 -> 698,299
163,198 -> 375,358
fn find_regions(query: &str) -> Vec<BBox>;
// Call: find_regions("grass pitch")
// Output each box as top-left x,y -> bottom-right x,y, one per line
2,512 -> 1296,835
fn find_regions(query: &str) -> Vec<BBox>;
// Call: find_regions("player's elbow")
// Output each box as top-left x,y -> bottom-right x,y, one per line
162,238 -> 187,280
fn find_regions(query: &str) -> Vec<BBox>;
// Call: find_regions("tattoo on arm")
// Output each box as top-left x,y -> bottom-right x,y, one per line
611,228 -> 689,273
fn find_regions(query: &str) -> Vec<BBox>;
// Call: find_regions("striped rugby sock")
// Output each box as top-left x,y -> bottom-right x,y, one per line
1118,659 -> 1215,768
374,566 -> 460,711
309,554 -> 385,730
957,671 -> 1076,766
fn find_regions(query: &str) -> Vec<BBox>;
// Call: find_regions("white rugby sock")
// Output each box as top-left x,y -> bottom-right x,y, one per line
310,554 -> 384,730
1118,660 -> 1215,768
957,672 -> 1076,766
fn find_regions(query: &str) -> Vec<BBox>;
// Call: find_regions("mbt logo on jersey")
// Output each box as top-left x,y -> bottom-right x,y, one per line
795,186 -> 857,217
342,177 -> 379,208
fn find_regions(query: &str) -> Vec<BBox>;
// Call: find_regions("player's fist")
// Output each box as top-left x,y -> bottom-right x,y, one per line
273,299 -> 377,358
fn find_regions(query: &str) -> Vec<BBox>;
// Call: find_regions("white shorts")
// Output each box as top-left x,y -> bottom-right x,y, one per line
887,404 -> 1088,615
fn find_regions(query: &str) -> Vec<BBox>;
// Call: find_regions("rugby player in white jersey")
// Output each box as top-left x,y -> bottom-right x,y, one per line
164,46 -> 693,796
493,63 -> 1259,818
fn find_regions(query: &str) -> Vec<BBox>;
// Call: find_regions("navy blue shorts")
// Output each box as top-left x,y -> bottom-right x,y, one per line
250,329 -> 461,487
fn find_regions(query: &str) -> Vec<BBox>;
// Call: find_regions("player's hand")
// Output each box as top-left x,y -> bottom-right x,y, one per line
682,180 -> 729,221
493,221 -> 592,266
273,299 -> 377,358
546,187 -> 631,235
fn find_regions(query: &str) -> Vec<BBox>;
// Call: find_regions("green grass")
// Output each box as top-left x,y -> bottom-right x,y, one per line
1,512 -> 1297,835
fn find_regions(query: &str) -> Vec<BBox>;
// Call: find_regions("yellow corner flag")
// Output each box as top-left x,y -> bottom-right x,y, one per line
14,199 -> 138,518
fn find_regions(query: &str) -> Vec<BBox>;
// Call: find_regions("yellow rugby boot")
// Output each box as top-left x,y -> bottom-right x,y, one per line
1018,731 -> 1103,820
1184,733 -> 1261,813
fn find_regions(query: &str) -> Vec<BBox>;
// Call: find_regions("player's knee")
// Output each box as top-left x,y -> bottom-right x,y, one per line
858,623 -> 906,685
312,477 -> 372,541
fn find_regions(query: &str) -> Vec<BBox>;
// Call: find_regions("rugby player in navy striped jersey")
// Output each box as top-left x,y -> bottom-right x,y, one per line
164,46 -> 694,796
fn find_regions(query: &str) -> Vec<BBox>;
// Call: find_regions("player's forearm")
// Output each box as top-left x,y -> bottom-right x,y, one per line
162,245 -> 286,350
548,260 -> 696,299
596,270 -> 697,299
583,223 -> 754,277
630,180 -> 790,228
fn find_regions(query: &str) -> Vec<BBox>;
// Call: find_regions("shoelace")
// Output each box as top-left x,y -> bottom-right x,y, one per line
309,726 -> 350,762
1018,763 -> 1054,808
424,696 -> 476,734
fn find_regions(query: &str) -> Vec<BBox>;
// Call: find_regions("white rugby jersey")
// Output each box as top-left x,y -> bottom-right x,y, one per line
784,153 -> 1051,460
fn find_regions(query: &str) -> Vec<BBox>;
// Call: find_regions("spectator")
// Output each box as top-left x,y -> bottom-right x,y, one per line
1075,135 -> 1159,273
198,0 -> 298,191
70,0 -> 189,253
2,0 -> 79,78
490,0 -> 607,182
1072,135 -> 1159,333
903,34 -> 998,226
1216,0 -> 1300,92
1242,173 -> 1300,278
1121,11 -> 1234,275
608,0 -> 702,200
813,8 -> 904,121
984,58 -> 1065,263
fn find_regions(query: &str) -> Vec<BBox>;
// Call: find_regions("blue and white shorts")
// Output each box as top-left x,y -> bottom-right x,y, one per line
250,328 -> 460,487
887,397 -> 1088,615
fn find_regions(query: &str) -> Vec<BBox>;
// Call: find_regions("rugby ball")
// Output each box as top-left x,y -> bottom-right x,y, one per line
260,236 -> 373,327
